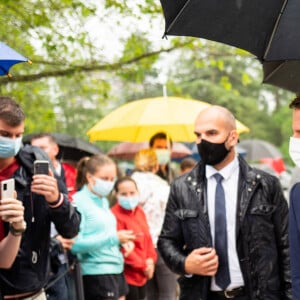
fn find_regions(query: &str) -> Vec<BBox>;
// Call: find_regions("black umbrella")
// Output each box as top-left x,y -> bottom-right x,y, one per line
23,133 -> 103,161
239,139 -> 282,161
160,0 -> 300,93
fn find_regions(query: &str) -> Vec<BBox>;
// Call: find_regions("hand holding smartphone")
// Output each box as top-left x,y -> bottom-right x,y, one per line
34,160 -> 49,175
0,178 -> 15,200
32,160 -> 60,203
0,178 -> 16,222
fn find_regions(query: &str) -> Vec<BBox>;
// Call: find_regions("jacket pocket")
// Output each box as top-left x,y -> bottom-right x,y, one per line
174,209 -> 209,249
248,204 -> 276,239
250,204 -> 275,215
174,209 -> 198,220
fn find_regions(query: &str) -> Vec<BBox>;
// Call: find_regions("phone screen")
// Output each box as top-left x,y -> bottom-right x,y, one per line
34,160 -> 49,175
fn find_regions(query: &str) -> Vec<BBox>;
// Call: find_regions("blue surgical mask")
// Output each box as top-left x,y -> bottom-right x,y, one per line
154,149 -> 171,165
118,195 -> 139,210
0,136 -> 22,158
92,177 -> 114,197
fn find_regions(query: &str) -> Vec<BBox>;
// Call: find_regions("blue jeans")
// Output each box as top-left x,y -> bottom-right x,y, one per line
46,263 -> 69,300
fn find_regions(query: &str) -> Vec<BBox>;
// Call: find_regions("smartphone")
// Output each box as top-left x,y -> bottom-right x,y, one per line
34,160 -> 49,175
1,178 -> 15,199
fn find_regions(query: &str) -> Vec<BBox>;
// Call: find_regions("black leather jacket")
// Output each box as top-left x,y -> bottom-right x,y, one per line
0,146 -> 81,295
158,156 -> 291,300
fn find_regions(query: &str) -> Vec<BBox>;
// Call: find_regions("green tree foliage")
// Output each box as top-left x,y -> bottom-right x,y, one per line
0,0 -> 296,165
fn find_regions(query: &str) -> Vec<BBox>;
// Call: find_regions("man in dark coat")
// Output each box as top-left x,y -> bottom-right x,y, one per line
158,105 -> 291,300
0,96 -> 81,300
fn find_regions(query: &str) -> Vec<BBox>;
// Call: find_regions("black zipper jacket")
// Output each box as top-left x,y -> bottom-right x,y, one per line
0,145 -> 81,295
158,156 -> 291,300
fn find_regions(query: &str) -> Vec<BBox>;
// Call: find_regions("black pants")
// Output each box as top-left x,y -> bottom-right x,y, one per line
83,273 -> 128,300
126,284 -> 146,300
208,292 -> 248,300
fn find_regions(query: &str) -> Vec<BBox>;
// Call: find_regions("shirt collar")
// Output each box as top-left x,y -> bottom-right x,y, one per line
205,155 -> 239,181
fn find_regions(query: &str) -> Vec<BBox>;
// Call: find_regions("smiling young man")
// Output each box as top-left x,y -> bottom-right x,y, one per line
0,96 -> 81,300
158,105 -> 291,300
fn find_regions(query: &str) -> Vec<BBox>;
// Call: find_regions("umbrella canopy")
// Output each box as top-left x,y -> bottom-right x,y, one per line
0,42 -> 30,76
23,133 -> 103,161
239,139 -> 282,161
87,97 -> 250,143
108,141 -> 192,160
160,0 -> 300,93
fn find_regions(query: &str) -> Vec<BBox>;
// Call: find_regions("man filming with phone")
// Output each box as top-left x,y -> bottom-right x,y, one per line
0,96 -> 81,300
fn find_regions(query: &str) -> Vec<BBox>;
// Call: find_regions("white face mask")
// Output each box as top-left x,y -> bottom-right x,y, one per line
92,177 -> 115,197
154,149 -> 171,165
289,137 -> 300,167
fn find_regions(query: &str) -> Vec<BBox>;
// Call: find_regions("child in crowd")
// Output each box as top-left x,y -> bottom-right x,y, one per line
112,176 -> 157,300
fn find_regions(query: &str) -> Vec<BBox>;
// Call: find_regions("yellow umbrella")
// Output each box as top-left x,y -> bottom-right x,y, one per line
87,97 -> 250,142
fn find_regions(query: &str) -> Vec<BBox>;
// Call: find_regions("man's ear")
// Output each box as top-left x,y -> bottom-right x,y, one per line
229,130 -> 239,146
53,144 -> 59,157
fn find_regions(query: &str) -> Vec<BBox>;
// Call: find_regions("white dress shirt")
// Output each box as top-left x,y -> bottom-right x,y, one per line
206,156 -> 244,291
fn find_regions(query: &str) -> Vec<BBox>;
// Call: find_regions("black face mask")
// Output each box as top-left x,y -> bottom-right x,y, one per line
197,138 -> 229,166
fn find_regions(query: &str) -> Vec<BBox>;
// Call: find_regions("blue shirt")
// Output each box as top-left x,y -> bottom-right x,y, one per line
71,185 -> 123,275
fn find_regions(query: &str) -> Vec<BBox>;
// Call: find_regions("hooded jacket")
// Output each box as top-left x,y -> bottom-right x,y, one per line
158,156 -> 291,300
0,145 -> 81,295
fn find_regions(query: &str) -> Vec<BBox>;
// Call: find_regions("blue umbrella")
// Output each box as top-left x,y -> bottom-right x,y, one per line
0,42 -> 30,76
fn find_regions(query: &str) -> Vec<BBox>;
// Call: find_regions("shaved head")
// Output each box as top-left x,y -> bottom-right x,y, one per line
196,105 -> 236,131
194,105 -> 239,168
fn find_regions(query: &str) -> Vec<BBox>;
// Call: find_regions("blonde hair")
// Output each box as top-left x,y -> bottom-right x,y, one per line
134,149 -> 158,172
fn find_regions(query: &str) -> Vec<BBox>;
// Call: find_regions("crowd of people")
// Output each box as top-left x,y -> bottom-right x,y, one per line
1,94 -> 300,300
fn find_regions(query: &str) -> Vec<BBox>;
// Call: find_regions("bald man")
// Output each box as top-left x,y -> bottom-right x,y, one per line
158,106 -> 291,300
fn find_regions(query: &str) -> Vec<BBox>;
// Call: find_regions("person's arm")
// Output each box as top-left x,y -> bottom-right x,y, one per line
111,207 -> 146,269
158,181 -> 218,276
157,182 -> 189,274
48,195 -> 81,238
71,203 -> 134,254
122,244 -> 148,271
0,233 -> 22,268
31,171 -> 81,238
72,230 -> 119,254
0,197 -> 25,268
144,229 -> 157,279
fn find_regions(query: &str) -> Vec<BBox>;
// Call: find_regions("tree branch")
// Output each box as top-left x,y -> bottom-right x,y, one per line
0,42 -> 192,85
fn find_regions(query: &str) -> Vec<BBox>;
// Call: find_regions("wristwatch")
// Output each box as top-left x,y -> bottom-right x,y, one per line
9,221 -> 27,236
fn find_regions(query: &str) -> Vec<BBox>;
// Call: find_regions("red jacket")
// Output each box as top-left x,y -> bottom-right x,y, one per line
111,203 -> 157,286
